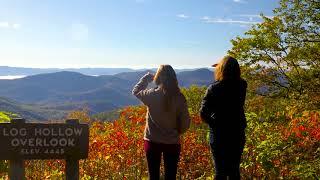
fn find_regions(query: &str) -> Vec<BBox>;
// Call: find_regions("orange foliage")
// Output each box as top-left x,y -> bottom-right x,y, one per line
1,106 -> 317,179
81,106 -> 213,179
284,111 -> 320,146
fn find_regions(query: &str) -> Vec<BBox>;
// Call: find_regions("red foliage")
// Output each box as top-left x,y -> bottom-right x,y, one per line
284,111 -> 320,145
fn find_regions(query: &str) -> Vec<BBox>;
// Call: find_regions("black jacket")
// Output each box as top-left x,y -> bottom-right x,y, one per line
200,79 -> 247,144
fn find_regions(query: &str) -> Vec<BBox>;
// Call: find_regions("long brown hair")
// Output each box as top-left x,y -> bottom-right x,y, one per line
154,65 -> 181,111
215,56 -> 241,81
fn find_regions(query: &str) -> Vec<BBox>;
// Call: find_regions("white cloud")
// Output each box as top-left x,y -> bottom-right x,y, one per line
177,14 -> 189,19
201,16 -> 210,21
0,22 -> 21,29
239,14 -> 274,19
70,23 -> 89,41
12,24 -> 21,29
233,0 -> 247,3
201,17 -> 259,25
239,14 -> 261,18
0,22 -> 9,28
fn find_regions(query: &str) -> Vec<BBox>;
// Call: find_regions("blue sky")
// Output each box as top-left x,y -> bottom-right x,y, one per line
0,0 -> 279,69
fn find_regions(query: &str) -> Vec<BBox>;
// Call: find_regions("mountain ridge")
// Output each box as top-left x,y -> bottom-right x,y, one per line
0,68 -> 214,120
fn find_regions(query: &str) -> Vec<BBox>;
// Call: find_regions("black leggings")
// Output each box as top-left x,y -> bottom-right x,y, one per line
210,142 -> 244,180
144,140 -> 181,180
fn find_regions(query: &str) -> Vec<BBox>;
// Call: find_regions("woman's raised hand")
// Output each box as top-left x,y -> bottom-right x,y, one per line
143,72 -> 154,83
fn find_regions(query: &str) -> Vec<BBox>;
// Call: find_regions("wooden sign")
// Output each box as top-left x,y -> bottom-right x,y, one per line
0,123 -> 89,160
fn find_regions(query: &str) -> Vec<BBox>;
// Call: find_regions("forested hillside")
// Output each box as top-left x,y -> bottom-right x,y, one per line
0,69 -> 213,120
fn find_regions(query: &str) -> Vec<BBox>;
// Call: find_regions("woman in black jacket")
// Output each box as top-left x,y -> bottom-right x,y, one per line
200,56 -> 247,180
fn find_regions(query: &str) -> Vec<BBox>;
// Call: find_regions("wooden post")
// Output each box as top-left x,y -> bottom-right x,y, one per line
9,118 -> 25,180
65,119 -> 80,180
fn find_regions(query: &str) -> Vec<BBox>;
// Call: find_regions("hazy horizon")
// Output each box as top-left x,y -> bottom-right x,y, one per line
0,65 -> 214,79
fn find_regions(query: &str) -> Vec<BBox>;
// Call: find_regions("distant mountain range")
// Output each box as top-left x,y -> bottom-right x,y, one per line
0,66 -> 135,76
0,68 -> 214,120
0,66 -> 202,76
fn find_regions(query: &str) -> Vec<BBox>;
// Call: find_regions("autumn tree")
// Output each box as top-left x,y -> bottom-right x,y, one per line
181,85 -> 207,115
229,0 -> 320,109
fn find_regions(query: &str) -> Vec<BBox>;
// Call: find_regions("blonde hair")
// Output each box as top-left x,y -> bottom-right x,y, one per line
215,56 -> 241,81
154,65 -> 181,110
